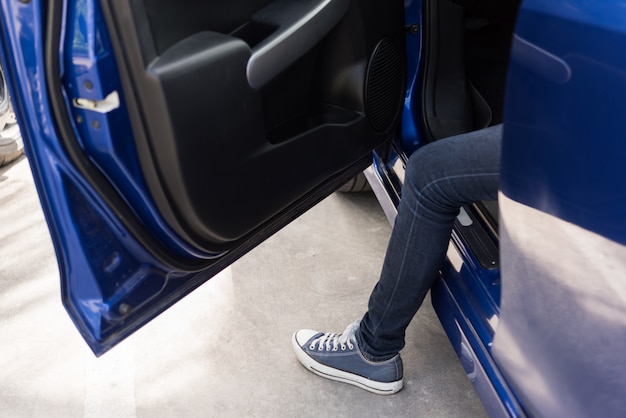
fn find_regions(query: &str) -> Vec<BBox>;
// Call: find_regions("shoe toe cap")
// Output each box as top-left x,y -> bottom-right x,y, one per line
293,329 -> 321,347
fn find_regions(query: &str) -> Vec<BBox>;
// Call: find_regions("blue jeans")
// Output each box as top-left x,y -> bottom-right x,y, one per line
356,125 -> 503,360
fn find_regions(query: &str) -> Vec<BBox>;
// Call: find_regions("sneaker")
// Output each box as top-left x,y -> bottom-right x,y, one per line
0,65 -> 23,167
292,320 -> 403,395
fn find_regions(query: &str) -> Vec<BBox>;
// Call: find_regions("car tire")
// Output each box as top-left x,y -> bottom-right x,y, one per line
0,65 -> 24,167
338,172 -> 372,193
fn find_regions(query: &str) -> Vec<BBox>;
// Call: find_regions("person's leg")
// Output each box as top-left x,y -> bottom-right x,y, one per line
293,125 -> 502,394
358,124 -> 502,360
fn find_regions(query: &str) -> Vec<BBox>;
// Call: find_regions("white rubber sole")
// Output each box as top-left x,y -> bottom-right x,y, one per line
292,332 -> 403,395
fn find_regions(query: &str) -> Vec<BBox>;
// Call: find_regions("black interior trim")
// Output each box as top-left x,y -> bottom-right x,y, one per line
474,201 -> 499,239
422,0 -> 477,140
455,205 -> 499,269
422,0 -> 512,142
245,0 -> 351,89
101,0 -> 406,252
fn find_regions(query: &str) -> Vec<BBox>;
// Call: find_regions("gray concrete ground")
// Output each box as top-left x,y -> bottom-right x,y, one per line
0,156 -> 486,417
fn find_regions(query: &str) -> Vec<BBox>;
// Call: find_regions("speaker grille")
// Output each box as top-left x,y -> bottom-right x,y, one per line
365,38 -> 404,132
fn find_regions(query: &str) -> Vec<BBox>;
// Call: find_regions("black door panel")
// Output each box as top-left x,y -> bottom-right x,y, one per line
141,0 -> 274,55
101,0 -> 405,251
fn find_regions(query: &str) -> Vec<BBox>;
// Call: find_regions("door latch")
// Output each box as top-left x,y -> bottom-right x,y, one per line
73,91 -> 120,114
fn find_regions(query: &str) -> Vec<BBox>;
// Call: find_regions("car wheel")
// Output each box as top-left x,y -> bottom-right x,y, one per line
0,65 -> 24,167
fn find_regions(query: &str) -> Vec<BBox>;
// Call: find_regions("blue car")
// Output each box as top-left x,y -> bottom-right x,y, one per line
1,0 -> 624,416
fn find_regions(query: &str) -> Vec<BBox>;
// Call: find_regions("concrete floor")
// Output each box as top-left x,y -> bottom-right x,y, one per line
0,156 -> 486,417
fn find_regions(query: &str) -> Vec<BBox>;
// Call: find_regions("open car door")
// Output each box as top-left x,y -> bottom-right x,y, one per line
494,0 -> 626,416
0,0 -> 406,355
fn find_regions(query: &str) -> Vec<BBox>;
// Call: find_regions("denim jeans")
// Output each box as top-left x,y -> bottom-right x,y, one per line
356,124 -> 503,360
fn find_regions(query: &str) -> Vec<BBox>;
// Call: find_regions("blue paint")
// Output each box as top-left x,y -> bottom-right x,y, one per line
502,0 -> 626,246
399,0 -> 427,157
496,1 -> 626,416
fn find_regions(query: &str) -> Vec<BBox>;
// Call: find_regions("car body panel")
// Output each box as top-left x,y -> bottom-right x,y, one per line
493,1 -> 626,416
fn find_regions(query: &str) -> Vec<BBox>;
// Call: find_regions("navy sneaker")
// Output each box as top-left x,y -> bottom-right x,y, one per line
292,320 -> 403,395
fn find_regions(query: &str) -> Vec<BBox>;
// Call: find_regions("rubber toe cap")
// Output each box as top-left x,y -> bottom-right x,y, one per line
294,329 -> 320,347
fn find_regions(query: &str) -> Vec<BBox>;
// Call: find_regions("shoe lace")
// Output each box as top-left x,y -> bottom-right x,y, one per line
309,320 -> 360,352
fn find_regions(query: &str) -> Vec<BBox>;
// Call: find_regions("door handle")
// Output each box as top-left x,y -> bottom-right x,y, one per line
246,0 -> 350,89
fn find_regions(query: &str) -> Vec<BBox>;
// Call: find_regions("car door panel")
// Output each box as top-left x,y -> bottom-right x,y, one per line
99,0 -> 405,251
496,0 -> 626,416
0,0 -> 406,354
